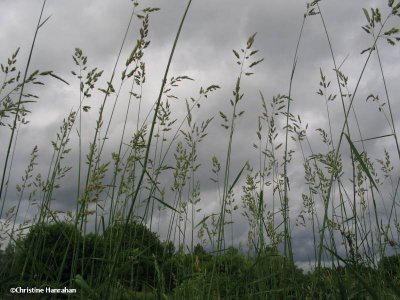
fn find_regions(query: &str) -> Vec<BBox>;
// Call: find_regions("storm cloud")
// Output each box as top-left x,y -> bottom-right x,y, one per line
1,0 -> 399,266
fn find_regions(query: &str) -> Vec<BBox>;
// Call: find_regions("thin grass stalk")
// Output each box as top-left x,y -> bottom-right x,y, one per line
0,0 -> 47,217
68,1 -> 138,283
374,44 -> 400,253
107,8 -> 143,227
374,48 -> 400,161
79,1 -> 137,219
282,10 -> 307,263
0,125 -> 20,219
104,1 -> 192,295
317,2 -> 360,267
296,129 -> 319,262
108,79 -> 136,226
217,75 -> 241,253
10,146 -> 38,242
317,12 -> 392,268
65,4 -> 139,287
76,64 -> 83,229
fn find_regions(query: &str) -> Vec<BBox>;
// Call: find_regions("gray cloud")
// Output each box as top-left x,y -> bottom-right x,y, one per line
1,0 -> 399,267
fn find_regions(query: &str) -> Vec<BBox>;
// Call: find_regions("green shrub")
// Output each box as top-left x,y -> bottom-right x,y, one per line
15,222 -> 82,284
103,221 -> 165,291
379,254 -> 400,286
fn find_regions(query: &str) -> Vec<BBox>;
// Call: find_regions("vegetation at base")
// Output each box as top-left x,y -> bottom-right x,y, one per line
1,0 -> 400,298
1,221 -> 400,299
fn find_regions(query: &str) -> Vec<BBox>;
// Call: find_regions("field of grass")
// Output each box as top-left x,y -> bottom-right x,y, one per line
1,0 -> 400,298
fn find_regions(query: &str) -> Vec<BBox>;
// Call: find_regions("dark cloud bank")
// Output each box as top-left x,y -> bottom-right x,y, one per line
1,0 -> 399,268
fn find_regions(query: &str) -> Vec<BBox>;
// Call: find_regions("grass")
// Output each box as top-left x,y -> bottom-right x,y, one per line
1,0 -> 400,298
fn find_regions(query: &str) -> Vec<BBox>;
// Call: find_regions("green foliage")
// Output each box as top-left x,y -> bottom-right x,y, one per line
103,221 -> 165,291
379,254 -> 400,286
14,222 -> 81,284
80,232 -> 105,286
3,222 -> 400,298
0,244 -> 15,287
1,0 -> 400,298
245,250 -> 306,298
173,247 -> 306,299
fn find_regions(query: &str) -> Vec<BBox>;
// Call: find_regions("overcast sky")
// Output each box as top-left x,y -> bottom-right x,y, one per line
1,0 -> 399,267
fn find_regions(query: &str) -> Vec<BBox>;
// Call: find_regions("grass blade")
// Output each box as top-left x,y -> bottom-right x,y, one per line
344,133 -> 379,192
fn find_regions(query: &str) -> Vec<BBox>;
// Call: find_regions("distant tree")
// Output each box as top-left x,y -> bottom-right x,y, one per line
379,254 -> 400,285
194,243 -> 207,257
0,243 -> 15,272
14,221 -> 82,283
80,232 -> 104,284
103,221 -> 164,291
250,249 -> 306,296
162,240 -> 175,258
0,243 -> 15,294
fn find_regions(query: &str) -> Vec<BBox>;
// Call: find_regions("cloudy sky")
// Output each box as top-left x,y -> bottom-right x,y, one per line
1,0 -> 399,267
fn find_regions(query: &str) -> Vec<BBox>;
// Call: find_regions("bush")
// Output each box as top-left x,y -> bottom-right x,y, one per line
102,221 -> 165,291
0,244 -> 17,294
14,222 -> 82,284
173,247 -> 249,299
79,232 -> 105,284
379,254 -> 400,286
173,247 -> 308,299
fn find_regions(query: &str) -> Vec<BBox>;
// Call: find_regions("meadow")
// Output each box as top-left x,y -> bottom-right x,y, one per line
1,0 -> 400,298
